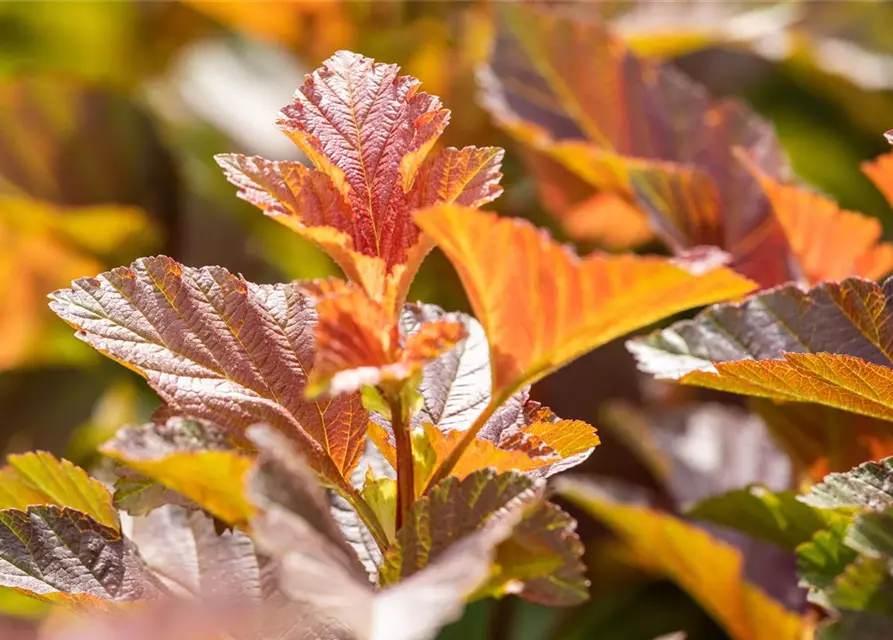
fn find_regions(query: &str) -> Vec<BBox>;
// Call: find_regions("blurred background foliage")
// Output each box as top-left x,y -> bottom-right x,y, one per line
1,1 -> 893,638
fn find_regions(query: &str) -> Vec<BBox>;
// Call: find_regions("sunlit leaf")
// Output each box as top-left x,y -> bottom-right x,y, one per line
381,470 -> 588,606
302,279 -> 466,398
801,457 -> 893,511
102,419 -> 254,526
50,256 -> 367,492
688,486 -> 840,550
862,151 -> 893,212
0,506 -> 163,603
217,51 -> 503,313
559,477 -> 807,640
0,451 -> 117,530
415,206 -> 756,402
480,3 -> 793,286
629,277 -> 893,422
0,196 -> 152,369
743,157 -> 893,283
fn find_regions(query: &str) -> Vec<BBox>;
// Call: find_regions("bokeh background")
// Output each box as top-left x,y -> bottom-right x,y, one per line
2,1 -> 893,638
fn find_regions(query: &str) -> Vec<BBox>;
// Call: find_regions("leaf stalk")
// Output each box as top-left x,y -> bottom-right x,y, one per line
388,393 -> 415,531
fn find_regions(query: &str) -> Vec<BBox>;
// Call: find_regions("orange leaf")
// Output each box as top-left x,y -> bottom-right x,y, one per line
481,4 -> 793,287
217,52 -> 504,313
630,277 -> 893,424
415,205 -> 756,402
560,478 -> 809,640
863,151 -> 893,210
304,279 -> 466,397
741,152 -> 893,283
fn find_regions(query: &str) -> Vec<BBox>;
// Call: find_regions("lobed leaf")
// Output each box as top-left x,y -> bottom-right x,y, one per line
415,206 -> 756,403
559,478 -> 807,640
50,256 -> 367,492
629,277 -> 893,422
0,451 -> 117,530
302,280 -> 466,398
480,3 -> 793,287
381,469 -> 588,606
217,51 -> 504,313
801,457 -> 893,511
102,419 -> 254,526
0,506 -> 163,603
796,521 -> 857,600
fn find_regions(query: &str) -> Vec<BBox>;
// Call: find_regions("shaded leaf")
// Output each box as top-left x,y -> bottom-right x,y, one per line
827,556 -> 893,614
847,508 -> 893,560
801,457 -> 893,510
0,506 -> 163,603
415,205 -> 756,403
249,434 -> 521,640
128,505 -> 260,603
102,419 -> 254,525
796,521 -> 857,598
559,477 -> 807,640
217,51 -> 503,313
381,470 -> 588,606
480,3 -> 793,287
302,280 -> 466,398
629,277 -> 893,422
50,256 -> 367,492
689,486 -> 838,551
0,451 -> 117,530
753,400 -> 893,482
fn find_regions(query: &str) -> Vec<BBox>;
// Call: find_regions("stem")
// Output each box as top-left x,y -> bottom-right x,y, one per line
424,397 -> 500,493
389,394 -> 415,531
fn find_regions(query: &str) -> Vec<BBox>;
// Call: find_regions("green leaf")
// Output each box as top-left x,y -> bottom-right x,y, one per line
796,521 -> 858,601
0,506 -> 162,603
688,485 -> 839,550
801,457 -> 893,510
101,419 -> 254,526
381,470 -> 588,606
361,471 -> 397,545
847,508 -> 893,559
0,451 -> 117,530
828,556 -> 893,614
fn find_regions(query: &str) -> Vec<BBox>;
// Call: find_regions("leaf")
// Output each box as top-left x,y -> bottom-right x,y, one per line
801,457 -> 893,510
0,451 -> 117,530
847,508 -> 893,559
302,279 -> 466,398
381,469 -> 588,606
128,505 -> 260,603
216,51 -> 503,313
101,419 -> 254,525
0,196 -> 153,370
752,400 -> 893,482
827,556 -> 893,614
628,277 -> 893,422
415,205 -> 756,403
688,486 -> 839,551
360,472 -> 397,545
50,256 -> 367,492
796,521 -> 857,598
0,506 -> 163,603
480,3 -> 793,287
745,163 -> 893,283
248,433 -> 522,640
862,151 -> 893,212
559,477 -> 807,640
